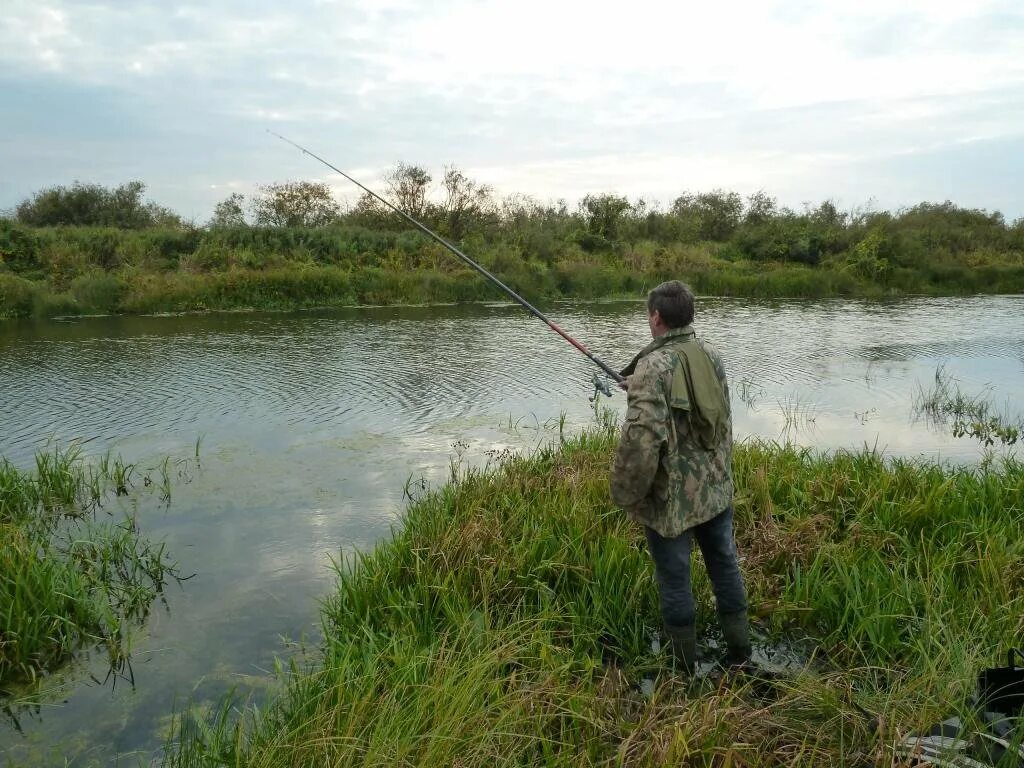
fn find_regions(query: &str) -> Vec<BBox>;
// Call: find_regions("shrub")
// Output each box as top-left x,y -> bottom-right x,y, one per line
139,227 -> 202,262
38,240 -> 89,289
56,228 -> 127,270
70,271 -> 126,313
575,230 -> 614,254
0,273 -> 37,318
0,220 -> 42,275
181,241 -> 234,273
32,291 -> 81,318
15,181 -> 177,228
250,181 -> 340,228
554,261 -> 627,297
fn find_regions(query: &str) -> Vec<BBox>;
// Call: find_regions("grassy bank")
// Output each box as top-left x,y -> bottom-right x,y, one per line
0,446 -> 186,689
2,221 -> 1024,319
164,430 -> 1024,766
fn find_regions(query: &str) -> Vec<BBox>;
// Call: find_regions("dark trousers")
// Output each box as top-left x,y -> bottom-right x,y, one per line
644,507 -> 748,628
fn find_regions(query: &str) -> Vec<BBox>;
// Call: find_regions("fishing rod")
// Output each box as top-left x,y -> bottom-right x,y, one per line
269,131 -> 623,395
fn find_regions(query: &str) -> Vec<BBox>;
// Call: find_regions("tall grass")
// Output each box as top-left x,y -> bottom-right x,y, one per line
163,431 -> 1024,766
0,445 -> 186,688
3,221 -> 1024,319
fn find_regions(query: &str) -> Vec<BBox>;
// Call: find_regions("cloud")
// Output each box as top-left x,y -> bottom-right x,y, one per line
1,0 -> 1023,219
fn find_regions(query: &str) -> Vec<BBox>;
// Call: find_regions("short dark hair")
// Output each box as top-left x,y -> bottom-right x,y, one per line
647,280 -> 694,328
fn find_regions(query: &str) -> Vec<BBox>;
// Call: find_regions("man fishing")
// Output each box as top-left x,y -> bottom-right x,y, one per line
272,137 -> 748,674
610,281 -> 750,673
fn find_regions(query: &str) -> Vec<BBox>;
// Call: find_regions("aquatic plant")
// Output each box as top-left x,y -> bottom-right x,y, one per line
736,375 -> 765,409
952,417 -> 1020,447
914,364 -> 1023,447
0,445 -> 189,689
162,431 -> 1024,766
776,393 -> 818,432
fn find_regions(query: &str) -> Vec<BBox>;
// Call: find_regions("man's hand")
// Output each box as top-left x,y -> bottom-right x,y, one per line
618,378 -> 629,391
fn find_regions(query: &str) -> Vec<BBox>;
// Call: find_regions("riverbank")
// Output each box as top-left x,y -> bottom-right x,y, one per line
3,223 -> 1024,319
163,429 -> 1024,766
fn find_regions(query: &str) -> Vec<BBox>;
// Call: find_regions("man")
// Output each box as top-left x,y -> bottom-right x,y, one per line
610,280 -> 750,672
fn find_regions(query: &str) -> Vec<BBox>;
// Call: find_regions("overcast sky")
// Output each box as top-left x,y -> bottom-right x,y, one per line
3,0 -> 1023,222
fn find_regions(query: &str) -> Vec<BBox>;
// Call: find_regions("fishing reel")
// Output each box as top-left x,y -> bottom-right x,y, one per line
589,373 -> 615,402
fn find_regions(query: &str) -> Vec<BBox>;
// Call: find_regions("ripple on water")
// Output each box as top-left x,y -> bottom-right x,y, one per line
2,298 -> 1023,465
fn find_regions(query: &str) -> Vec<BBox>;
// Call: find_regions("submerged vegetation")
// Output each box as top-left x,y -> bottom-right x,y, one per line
0,445 -> 190,690
2,175 -> 1023,319
163,429 -> 1024,766
914,364 -> 1023,447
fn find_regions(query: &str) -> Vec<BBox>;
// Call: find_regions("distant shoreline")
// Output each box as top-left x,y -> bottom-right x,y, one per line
3,220 -> 1022,320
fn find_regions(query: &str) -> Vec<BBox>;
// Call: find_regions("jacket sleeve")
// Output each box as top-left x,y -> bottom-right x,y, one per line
610,355 -> 668,509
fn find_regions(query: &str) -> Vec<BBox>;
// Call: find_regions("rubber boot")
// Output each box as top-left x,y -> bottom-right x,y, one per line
665,623 -> 697,674
719,610 -> 752,666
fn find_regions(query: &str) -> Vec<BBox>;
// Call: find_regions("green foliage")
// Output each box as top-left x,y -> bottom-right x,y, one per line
0,446 -> 185,686
845,227 -> 891,280
77,227 -> 124,269
671,190 -> 744,241
209,192 -> 246,228
0,273 -> 37,318
743,190 -> 779,225
250,181 -> 340,228
434,165 -> 497,241
0,220 -> 41,275
888,201 -> 1010,262
5,176 -> 1024,318
385,163 -> 432,219
31,291 -> 80,319
70,271 -> 126,313
15,180 -> 179,229
554,260 -> 636,297
138,227 -> 204,264
580,194 -> 632,242
732,201 -> 849,265
913,365 -> 1023,447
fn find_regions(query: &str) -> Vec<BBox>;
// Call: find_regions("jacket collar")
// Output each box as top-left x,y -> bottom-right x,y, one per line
620,325 -> 696,377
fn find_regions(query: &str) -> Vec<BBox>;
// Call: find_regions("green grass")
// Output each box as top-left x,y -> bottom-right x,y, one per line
162,430 -> 1024,766
3,222 -> 1024,319
0,445 -> 187,688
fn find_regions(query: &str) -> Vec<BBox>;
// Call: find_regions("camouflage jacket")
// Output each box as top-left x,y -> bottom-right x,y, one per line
610,325 -> 734,537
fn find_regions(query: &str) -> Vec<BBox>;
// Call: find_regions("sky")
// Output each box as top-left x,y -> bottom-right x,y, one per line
2,0 -> 1024,223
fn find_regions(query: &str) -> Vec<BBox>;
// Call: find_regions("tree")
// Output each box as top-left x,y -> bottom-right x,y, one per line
811,200 -> 845,228
437,165 -> 494,240
15,180 -> 175,228
498,194 -> 571,262
250,182 -> 339,227
209,193 -> 247,228
744,191 -> 778,226
385,163 -> 431,219
348,191 -> 393,229
671,190 -> 743,241
580,194 -> 632,241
